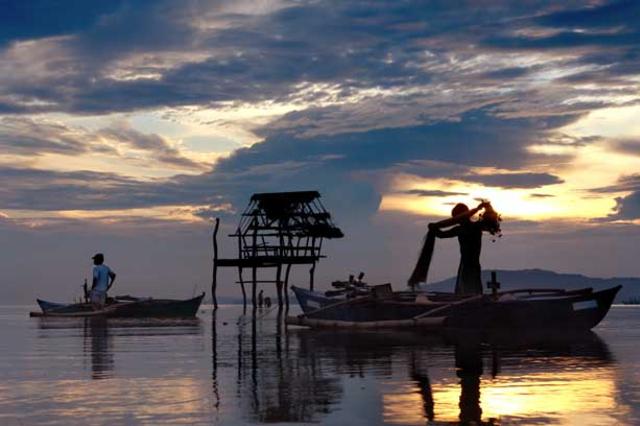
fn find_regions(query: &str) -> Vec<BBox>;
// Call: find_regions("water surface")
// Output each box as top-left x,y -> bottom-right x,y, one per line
1,305 -> 639,425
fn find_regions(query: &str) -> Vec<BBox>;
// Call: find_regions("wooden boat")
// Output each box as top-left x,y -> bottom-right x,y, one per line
287,285 -> 621,331
30,293 -> 205,318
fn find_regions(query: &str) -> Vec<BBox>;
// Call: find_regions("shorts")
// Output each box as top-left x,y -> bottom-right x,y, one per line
90,290 -> 106,307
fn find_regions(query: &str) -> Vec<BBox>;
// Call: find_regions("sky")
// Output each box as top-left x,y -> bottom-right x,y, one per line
1,0 -> 640,302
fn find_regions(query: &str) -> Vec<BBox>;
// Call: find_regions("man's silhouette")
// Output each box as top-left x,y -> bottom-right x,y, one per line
429,202 -> 489,295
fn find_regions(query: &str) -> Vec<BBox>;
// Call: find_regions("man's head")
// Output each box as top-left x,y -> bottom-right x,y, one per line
451,203 -> 469,218
92,253 -> 104,265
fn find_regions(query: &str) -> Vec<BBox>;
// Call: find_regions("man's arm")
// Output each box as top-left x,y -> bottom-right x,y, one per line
430,225 -> 461,239
91,269 -> 97,290
429,201 -> 489,230
107,271 -> 116,291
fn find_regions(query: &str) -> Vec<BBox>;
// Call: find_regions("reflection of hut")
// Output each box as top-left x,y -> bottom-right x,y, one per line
235,316 -> 343,423
211,191 -> 343,308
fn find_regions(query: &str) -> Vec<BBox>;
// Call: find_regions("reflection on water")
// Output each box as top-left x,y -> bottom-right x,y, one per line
0,305 -> 639,425
84,318 -> 114,379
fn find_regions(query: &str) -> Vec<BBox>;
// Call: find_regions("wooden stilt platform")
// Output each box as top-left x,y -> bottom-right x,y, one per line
210,191 -> 343,309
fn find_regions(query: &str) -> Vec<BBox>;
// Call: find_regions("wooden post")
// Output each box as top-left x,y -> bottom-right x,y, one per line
251,217 -> 258,309
211,218 -> 220,309
284,277 -> 290,310
284,264 -> 292,291
252,266 -> 257,310
276,263 -> 283,309
309,261 -> 316,291
236,226 -> 247,307
238,267 -> 247,308
309,236 -> 317,291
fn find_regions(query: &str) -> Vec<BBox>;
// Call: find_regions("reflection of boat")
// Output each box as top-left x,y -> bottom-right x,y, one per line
30,293 -> 205,318
288,285 -> 621,331
290,326 -> 614,425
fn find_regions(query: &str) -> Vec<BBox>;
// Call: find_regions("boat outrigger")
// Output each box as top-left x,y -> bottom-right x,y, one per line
30,293 -> 205,318
287,280 -> 621,331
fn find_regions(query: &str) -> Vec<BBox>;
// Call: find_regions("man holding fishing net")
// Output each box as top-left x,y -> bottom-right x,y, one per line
408,201 -> 501,295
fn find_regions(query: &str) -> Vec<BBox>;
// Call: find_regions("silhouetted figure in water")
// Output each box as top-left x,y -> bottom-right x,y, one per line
455,339 -> 483,424
258,290 -> 264,308
430,202 -> 489,295
410,357 -> 435,421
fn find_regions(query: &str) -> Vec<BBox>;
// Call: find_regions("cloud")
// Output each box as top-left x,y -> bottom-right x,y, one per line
402,189 -> 468,197
610,139 -> 640,156
460,172 -> 564,189
0,116 -> 95,155
529,193 -> 555,198
98,124 -> 206,170
0,117 -> 205,171
0,106 -> 574,225
0,0 -> 636,119
611,192 -> 640,219
590,174 -> 640,194
0,0 -> 636,230
589,174 -> 640,220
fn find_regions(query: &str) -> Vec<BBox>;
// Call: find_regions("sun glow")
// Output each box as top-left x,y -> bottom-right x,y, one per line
382,368 -> 623,425
380,175 -> 615,221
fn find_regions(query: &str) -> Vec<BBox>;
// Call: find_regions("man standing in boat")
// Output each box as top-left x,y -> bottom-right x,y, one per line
428,202 -> 491,295
90,253 -> 116,309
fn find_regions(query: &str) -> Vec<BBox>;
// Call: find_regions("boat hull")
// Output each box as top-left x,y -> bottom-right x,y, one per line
32,293 -> 205,318
289,286 -> 621,331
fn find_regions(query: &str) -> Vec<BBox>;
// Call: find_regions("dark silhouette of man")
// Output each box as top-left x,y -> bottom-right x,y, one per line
429,202 -> 488,295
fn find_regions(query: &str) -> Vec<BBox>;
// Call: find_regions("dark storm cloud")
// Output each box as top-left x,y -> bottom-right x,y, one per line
611,192 -> 640,219
0,1 -> 128,46
0,0 -> 636,225
0,107 -> 571,219
0,0 -> 633,115
590,175 -> 640,220
225,109 -> 578,174
484,1 -> 640,50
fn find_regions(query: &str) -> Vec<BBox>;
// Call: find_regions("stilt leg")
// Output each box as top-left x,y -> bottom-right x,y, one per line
252,266 -> 257,310
211,218 -> 220,309
277,279 -> 283,307
309,262 -> 316,291
276,264 -> 283,308
238,267 -> 247,309
284,264 -> 292,311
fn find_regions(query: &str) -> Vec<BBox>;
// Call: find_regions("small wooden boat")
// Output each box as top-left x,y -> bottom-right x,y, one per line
287,285 -> 621,331
30,293 -> 205,318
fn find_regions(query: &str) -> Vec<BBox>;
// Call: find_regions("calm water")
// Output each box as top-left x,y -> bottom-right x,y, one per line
1,304 -> 639,425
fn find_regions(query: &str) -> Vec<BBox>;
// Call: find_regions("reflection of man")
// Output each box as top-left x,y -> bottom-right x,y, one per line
455,341 -> 483,424
429,202 -> 489,295
91,253 -> 116,310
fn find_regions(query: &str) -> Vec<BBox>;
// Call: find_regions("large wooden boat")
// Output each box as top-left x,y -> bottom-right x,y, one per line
30,293 -> 205,318
287,285 -> 621,331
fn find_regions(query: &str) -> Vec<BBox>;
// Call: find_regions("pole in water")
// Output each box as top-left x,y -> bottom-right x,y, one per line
487,271 -> 500,299
211,218 -> 220,309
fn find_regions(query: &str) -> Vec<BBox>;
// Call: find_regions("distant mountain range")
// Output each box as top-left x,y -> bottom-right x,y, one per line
427,268 -> 639,303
